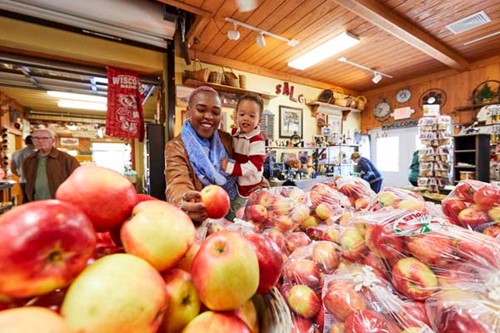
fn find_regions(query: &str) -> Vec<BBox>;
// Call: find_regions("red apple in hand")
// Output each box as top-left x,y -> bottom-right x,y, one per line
391,257 -> 437,301
56,165 -> 138,231
183,311 -> 251,333
191,231 -> 259,311
245,233 -> 284,294
121,200 -> 196,272
0,200 -> 96,298
160,268 -> 201,333
200,185 -> 230,219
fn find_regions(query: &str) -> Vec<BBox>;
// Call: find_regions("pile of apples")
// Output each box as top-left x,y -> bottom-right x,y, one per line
0,165 -> 285,333
441,180 -> 500,235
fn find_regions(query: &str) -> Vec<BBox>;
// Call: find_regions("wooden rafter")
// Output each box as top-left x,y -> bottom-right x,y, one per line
332,0 -> 471,71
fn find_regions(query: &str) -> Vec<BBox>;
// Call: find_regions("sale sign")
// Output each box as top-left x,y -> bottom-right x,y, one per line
106,67 -> 145,141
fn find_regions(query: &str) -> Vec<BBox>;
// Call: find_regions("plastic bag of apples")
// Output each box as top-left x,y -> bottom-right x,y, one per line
327,175 -> 376,210
441,179 -> 499,232
242,186 -> 311,233
321,263 -> 434,333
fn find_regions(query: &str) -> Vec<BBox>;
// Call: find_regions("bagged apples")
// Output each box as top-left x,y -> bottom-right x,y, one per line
441,180 -> 499,228
334,175 -> 376,210
367,187 -> 427,212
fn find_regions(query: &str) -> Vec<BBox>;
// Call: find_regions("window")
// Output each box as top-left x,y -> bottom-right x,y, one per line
91,143 -> 131,174
376,136 -> 399,172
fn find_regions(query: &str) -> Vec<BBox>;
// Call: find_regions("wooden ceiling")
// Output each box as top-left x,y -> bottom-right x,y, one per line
166,0 -> 500,92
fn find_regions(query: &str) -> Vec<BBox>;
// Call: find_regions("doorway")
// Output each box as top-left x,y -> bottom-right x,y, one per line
369,127 -> 423,188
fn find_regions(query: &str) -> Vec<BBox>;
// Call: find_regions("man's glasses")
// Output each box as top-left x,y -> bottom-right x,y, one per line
33,137 -> 52,141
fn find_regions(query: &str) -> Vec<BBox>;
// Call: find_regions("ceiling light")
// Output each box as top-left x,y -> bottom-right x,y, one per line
338,57 -> 393,84
288,32 -> 360,70
372,72 -> 382,84
227,22 -> 240,40
225,17 -> 298,47
57,100 -> 107,111
47,91 -> 107,103
236,0 -> 257,12
256,33 -> 266,48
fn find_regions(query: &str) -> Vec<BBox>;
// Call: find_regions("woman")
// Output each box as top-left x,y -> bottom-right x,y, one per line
409,150 -> 420,186
351,152 -> 383,193
165,86 -> 237,223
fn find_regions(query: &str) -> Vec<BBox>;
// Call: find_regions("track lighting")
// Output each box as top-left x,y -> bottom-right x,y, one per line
372,72 -> 382,84
227,22 -> 240,40
256,33 -> 266,48
338,57 -> 393,84
225,17 -> 298,48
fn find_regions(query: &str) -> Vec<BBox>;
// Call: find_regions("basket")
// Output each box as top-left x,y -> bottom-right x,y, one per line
184,59 -> 209,82
317,89 -> 333,103
356,96 -> 367,110
253,287 -> 292,333
222,66 -> 240,88
331,86 -> 344,105
208,71 -> 223,84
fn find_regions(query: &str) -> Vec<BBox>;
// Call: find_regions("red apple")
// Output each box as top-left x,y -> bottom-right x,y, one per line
473,185 -> 500,210
286,284 -> 321,319
344,309 -> 389,333
312,241 -> 340,273
458,207 -> 490,228
244,204 -> 268,224
282,258 -> 321,289
454,232 -> 499,267
245,233 -> 283,294
365,223 -> 404,260
399,301 -> 431,327
191,231 -> 259,311
182,311 -> 251,333
482,224 -> 500,238
121,200 -> 196,271
405,233 -> 454,266
61,253 -> 167,332
454,182 -> 477,202
434,308 -> 487,333
0,200 -> 96,298
435,263 -> 479,287
286,231 -> 312,253
341,227 -> 369,262
391,257 -> 437,301
272,214 -> 295,233
488,206 -> 500,223
255,190 -> 277,209
56,165 -> 138,231
0,306 -> 69,332
272,197 -> 296,216
160,268 -> 201,333
362,253 -> 388,279
200,185 -> 230,219
175,240 -> 201,273
354,197 -> 369,210
262,228 -> 288,253
323,281 -> 367,321
136,193 -> 158,203
292,316 -> 314,333
442,198 -> 468,224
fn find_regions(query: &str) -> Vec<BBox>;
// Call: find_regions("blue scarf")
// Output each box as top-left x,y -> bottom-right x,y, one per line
181,121 -> 237,200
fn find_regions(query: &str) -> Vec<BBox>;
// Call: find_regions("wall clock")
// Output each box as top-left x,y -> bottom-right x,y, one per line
419,89 -> 447,110
396,88 -> 411,103
374,98 -> 392,122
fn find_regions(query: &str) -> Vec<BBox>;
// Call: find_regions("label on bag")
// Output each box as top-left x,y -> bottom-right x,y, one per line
392,211 -> 445,236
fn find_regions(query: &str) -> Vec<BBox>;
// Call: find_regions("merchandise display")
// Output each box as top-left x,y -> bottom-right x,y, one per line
417,116 -> 452,192
0,166 -> 498,332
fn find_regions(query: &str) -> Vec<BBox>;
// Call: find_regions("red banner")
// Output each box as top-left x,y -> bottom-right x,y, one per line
106,67 -> 145,141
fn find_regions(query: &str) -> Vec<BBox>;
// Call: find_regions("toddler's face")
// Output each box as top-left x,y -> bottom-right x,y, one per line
236,100 -> 261,134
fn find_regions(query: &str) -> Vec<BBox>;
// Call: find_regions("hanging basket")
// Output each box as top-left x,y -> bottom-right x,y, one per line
184,59 -> 210,82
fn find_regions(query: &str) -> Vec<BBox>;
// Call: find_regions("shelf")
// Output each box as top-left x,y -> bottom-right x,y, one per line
307,101 -> 361,120
182,79 -> 277,99
455,165 -> 475,169
454,149 -> 476,153
454,102 -> 499,112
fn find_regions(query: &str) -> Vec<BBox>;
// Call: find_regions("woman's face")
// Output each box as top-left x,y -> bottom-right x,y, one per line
188,91 -> 222,140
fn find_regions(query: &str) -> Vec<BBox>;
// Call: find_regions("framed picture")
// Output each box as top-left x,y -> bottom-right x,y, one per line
279,106 -> 303,138
328,114 -> 343,134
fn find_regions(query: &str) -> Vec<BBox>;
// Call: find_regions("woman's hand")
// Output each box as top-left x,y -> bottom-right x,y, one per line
178,190 -> 208,224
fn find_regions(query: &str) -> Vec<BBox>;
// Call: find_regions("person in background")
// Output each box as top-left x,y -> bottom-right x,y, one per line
351,152 -> 383,193
409,150 -> 420,186
11,135 -> 35,203
221,93 -> 266,217
23,128 -> 80,201
164,86 -> 237,224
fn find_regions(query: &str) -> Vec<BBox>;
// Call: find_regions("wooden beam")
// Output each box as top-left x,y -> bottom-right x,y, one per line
194,52 -> 360,95
332,0 -> 470,71
155,1 -> 212,46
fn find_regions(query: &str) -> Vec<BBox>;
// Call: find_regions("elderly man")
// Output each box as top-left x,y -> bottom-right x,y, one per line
23,128 -> 80,201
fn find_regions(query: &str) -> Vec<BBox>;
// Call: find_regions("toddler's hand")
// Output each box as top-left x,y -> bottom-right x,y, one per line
221,157 -> 228,171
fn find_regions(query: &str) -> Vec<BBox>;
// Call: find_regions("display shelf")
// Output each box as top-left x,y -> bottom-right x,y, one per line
0,181 -> 14,214
453,133 -> 490,183
307,101 -> 361,120
183,79 -> 277,99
